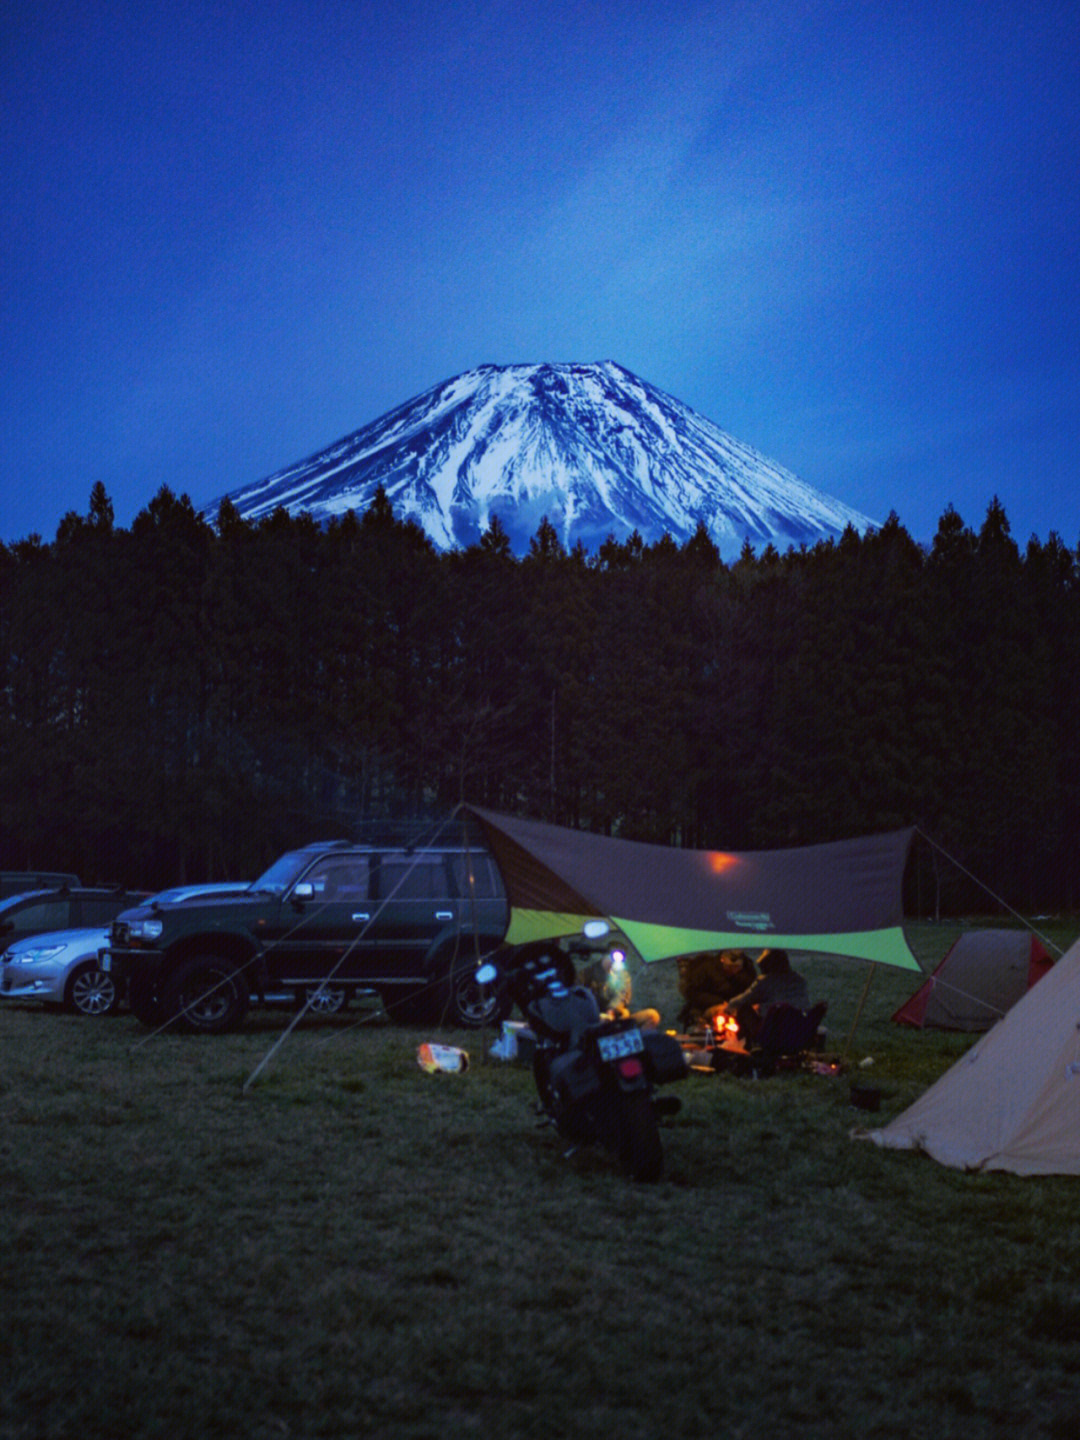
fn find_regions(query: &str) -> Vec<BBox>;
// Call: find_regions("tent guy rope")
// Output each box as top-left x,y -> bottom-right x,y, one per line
915,828 -> 1063,957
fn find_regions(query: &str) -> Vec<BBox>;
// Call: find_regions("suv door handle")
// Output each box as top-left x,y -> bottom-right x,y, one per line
435,910 -> 454,921
352,912 -> 370,923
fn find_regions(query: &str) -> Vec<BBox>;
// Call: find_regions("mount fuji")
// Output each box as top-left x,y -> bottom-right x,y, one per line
202,361 -> 875,559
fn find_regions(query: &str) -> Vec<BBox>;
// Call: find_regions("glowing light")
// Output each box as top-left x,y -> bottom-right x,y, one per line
707,852 -> 738,874
712,1012 -> 740,1042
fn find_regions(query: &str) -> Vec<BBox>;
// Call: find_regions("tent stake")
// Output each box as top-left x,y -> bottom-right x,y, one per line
842,963 -> 878,1062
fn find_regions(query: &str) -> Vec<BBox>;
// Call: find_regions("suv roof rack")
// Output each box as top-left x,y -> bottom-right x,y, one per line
350,816 -> 488,848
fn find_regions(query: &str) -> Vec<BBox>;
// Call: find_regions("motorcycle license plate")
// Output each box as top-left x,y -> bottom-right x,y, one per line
596,1026 -> 644,1062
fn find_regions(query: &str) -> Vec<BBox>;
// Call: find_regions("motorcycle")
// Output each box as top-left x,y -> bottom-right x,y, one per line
476,922 -> 688,1182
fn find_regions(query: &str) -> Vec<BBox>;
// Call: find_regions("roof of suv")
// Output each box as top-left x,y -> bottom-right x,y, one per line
293,838 -> 490,854
0,871 -> 81,900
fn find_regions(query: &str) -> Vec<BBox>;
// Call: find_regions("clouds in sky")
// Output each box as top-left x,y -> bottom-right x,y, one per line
3,0 -> 1077,546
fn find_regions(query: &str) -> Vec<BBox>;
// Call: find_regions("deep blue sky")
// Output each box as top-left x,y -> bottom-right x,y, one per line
3,0 -> 1078,548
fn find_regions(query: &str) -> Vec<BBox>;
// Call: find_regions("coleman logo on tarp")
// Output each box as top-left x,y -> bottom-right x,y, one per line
727,912 -> 775,932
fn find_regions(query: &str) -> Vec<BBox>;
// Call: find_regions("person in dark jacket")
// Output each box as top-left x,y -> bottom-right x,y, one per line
676,949 -> 758,1029
713,949 -> 809,1042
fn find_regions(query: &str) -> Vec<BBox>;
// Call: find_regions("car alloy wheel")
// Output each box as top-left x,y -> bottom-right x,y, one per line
162,956 -> 250,1034
302,983 -> 349,1016
67,963 -> 119,1017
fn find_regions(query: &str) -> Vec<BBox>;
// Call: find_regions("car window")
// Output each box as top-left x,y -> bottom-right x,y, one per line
77,896 -> 133,926
448,854 -> 504,899
4,899 -> 72,933
379,857 -> 451,901
302,856 -> 372,900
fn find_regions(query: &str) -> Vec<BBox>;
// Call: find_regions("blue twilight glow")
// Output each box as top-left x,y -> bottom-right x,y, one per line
3,1 -> 1077,549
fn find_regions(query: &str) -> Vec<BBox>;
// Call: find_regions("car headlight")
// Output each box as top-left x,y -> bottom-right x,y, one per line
8,945 -> 66,965
128,919 -> 163,941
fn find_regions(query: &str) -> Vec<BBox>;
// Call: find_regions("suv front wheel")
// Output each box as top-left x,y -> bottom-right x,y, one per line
162,955 -> 250,1034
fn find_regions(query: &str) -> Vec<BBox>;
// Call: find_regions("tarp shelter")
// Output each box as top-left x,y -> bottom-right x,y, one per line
466,807 -> 920,972
892,929 -> 1053,1031
864,938 -> 1078,1175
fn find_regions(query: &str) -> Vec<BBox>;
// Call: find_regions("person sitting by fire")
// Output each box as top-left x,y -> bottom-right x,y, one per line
710,948 -> 810,1044
581,948 -> 660,1030
676,949 -> 758,1029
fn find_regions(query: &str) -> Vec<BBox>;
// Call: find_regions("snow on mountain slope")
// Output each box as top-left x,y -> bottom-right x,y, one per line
202,361 -> 876,559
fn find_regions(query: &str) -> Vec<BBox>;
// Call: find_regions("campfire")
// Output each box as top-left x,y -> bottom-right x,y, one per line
711,1012 -> 740,1045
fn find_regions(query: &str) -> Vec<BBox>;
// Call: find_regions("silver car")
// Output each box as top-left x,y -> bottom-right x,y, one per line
0,883 -> 250,1017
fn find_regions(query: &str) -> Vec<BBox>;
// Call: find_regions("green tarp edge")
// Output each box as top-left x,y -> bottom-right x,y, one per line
505,907 -> 921,973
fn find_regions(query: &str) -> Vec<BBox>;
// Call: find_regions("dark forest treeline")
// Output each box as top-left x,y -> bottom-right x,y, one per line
2,481 -> 1078,916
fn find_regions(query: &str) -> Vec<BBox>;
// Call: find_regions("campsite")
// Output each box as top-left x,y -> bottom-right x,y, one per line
4,917 -> 1080,1440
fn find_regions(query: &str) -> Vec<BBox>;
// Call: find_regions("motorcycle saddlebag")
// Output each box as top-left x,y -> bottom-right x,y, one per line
642,1031 -> 690,1084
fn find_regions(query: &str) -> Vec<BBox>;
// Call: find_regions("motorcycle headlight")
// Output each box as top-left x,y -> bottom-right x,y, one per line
8,944 -> 65,965
128,918 -> 163,941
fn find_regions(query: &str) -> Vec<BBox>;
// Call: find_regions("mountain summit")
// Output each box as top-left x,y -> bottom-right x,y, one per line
204,361 -> 875,558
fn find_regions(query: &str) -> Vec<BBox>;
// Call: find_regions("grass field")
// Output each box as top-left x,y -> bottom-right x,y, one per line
3,921 -> 1080,1439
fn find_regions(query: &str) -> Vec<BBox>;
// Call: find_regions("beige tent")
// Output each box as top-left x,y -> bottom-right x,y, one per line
864,937 -> 1080,1175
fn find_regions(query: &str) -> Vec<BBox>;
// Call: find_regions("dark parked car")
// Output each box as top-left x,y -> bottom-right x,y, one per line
104,839 -> 510,1033
0,871 -> 81,900
0,885 -> 150,962
1,883 -> 249,1017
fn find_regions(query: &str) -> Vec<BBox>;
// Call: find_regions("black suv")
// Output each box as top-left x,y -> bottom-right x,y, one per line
104,840 -> 510,1033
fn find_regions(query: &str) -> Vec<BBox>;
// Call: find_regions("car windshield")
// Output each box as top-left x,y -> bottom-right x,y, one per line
0,890 -> 50,914
251,852 -> 313,895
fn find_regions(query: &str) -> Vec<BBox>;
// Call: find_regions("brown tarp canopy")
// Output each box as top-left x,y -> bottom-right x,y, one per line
466,807 -> 920,972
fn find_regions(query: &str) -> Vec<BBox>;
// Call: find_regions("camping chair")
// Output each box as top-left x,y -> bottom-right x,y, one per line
746,1000 -> 829,1077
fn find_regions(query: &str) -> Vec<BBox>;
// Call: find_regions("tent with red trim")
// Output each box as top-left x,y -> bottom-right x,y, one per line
892,929 -> 1053,1031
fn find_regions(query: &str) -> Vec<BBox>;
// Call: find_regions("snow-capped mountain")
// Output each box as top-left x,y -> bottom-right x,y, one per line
202,361 -> 875,559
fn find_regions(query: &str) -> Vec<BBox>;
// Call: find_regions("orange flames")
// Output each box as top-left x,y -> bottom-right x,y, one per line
711,1012 -> 740,1043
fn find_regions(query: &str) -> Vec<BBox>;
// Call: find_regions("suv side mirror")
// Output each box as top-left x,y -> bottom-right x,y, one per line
292,882 -> 314,902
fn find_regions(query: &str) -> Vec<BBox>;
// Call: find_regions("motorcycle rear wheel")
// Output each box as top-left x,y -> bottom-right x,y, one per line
616,1089 -> 664,1183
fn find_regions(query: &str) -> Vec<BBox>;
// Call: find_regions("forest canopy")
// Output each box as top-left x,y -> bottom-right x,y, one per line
2,482 -> 1077,917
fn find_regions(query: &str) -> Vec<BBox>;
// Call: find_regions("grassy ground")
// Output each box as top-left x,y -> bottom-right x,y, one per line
3,921 -> 1080,1439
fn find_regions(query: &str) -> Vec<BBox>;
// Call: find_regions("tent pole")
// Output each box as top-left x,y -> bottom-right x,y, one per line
842,963 -> 878,1062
